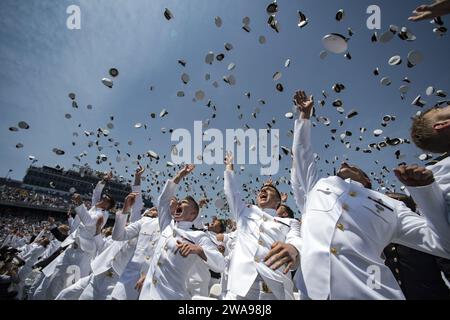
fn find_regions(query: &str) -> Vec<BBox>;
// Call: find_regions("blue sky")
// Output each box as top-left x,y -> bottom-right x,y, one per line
1,0 -> 449,219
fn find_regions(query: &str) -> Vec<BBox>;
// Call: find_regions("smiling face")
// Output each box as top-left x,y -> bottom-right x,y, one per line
209,219 -> 225,234
411,105 -> 450,153
173,197 -> 199,222
256,185 -> 281,210
337,162 -> 372,189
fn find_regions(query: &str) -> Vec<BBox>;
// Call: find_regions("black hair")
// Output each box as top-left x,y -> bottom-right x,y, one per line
279,204 -> 295,219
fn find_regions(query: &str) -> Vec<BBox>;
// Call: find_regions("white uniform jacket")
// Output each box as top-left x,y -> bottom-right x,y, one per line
292,118 -> 450,300
139,180 -> 225,300
224,170 -> 302,300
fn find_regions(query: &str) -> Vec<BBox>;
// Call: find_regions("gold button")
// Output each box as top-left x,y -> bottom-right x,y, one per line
349,191 -> 357,197
258,240 -> 263,245
342,204 -> 349,211
262,217 -> 267,222
254,257 -> 260,263
393,257 -> 398,262
146,256 -> 150,260
336,223 -> 344,231
395,268 -> 400,274
330,247 -> 338,255
157,261 -> 161,266
152,278 -> 157,285
391,246 -> 396,251
164,246 -> 168,251
398,280 -> 402,285
173,231 -> 176,237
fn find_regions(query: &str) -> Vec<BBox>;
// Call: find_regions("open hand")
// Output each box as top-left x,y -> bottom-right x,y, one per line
293,90 -> 314,119
264,241 -> 299,274
409,0 -> 450,21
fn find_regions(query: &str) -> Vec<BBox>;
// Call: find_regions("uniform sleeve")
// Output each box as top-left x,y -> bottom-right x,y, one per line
285,219 -> 302,270
407,181 -> 450,230
157,180 -> 177,231
74,204 -> 98,227
130,185 -> 144,223
291,119 -> 320,214
197,235 -> 226,273
392,198 -> 450,259
91,181 -> 106,205
224,170 -> 246,220
94,234 -> 108,255
69,215 -> 80,233
112,212 -> 142,241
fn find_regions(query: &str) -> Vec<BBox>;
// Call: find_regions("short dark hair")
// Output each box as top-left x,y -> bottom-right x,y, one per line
184,196 -> 199,216
279,204 -> 295,218
411,107 -> 449,153
218,219 -> 227,233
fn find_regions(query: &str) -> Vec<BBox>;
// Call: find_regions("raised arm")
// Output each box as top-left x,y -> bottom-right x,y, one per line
130,165 -> 145,223
223,152 -> 246,220
112,194 -> 143,241
72,193 -> 101,227
92,171 -> 111,205
158,164 -> 195,231
291,90 -> 320,213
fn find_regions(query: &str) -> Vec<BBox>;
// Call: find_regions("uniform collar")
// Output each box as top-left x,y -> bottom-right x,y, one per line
344,178 -> 365,189
174,220 -> 195,230
262,208 -> 277,217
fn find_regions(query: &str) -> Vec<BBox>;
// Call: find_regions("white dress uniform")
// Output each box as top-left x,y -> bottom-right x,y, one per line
427,156 -> 450,222
220,231 -> 237,299
57,185 -> 144,300
38,181 -> 109,300
187,230 -> 222,297
27,239 -> 61,298
1,234 -> 13,248
16,243 -> 47,299
109,215 -> 160,300
139,180 -> 225,300
224,170 -> 302,300
291,118 -> 450,300
55,234 -> 116,300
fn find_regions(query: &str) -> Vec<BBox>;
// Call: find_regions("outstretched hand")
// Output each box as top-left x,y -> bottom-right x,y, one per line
293,90 -> 314,119
174,164 -> 195,184
224,151 -> 234,172
409,0 -> 450,21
